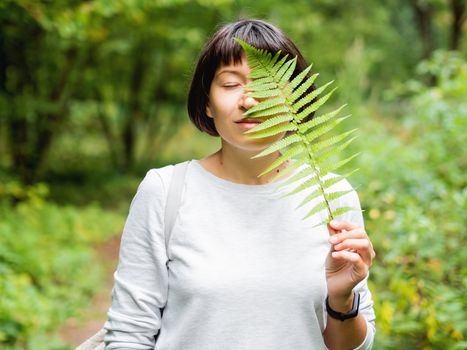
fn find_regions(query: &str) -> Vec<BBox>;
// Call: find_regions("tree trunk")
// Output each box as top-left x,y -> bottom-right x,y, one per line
1,6 -> 81,183
449,0 -> 465,50
9,115 -> 33,183
1,16 -> 42,183
33,47 -> 80,180
409,0 -> 435,59
122,48 -> 145,171
97,108 -> 122,171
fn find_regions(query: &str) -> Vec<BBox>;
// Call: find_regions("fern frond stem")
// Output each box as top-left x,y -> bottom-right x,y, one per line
296,130 -> 334,221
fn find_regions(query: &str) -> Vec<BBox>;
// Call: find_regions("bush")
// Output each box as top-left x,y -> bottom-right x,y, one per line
352,51 -> 466,349
0,182 -> 124,349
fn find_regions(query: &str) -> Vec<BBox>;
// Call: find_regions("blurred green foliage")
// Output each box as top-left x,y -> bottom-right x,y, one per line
0,0 -> 465,349
1,0 -> 465,181
0,182 -> 124,349
351,51 -> 466,349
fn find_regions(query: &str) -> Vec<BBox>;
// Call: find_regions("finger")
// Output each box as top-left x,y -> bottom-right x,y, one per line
329,220 -> 359,232
334,238 -> 371,252
333,239 -> 374,266
328,227 -> 367,244
330,250 -> 367,272
327,224 -> 338,236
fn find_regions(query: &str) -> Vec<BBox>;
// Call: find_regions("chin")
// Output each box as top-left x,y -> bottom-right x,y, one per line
220,131 -> 287,154
238,139 -> 282,154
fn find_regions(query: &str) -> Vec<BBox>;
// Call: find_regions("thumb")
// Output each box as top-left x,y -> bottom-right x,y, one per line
327,220 -> 339,236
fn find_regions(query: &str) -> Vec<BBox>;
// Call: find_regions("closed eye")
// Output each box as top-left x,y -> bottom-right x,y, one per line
223,84 -> 241,89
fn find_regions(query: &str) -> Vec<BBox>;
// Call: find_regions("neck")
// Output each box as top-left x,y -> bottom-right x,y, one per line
209,143 -> 289,185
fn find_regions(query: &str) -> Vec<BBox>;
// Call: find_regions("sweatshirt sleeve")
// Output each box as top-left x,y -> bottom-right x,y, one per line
332,179 -> 376,350
104,169 -> 169,350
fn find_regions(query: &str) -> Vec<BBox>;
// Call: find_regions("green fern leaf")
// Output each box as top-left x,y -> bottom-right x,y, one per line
244,105 -> 290,119
303,115 -> 351,142
312,206 -> 355,228
252,133 -> 302,158
332,206 -> 357,217
295,186 -> 324,209
310,129 -> 358,153
243,97 -> 286,115
311,219 -> 331,229
294,87 -> 337,122
320,169 -> 360,190
294,178 -> 355,211
270,157 -> 307,183
276,57 -> 297,84
283,65 -> 314,95
247,89 -> 281,99
287,73 -> 319,102
249,52 -> 287,79
319,152 -> 360,176
280,173 -> 320,197
248,81 -> 278,91
291,81 -> 334,111
302,201 -> 328,220
271,157 -> 306,183
298,105 -> 346,134
271,55 -> 290,75
235,38 -> 362,225
248,76 -> 274,87
276,166 -> 314,190
326,189 -> 355,203
245,114 -> 295,134
315,135 -> 358,164
257,144 -> 305,177
243,122 -> 298,138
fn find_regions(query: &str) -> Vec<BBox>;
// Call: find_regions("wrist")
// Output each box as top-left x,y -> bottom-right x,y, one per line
326,291 -> 361,322
327,292 -> 354,313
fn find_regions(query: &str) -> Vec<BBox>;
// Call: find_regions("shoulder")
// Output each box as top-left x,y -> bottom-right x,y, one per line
324,172 -> 357,193
141,165 -> 172,193
138,160 -> 190,196
324,172 -> 363,224
320,171 -> 361,207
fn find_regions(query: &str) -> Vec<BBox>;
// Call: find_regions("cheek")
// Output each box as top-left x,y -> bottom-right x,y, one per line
211,89 -> 241,114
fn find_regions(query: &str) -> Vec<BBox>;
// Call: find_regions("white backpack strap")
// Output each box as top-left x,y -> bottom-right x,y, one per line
164,160 -> 190,254
75,161 -> 190,350
75,328 -> 105,350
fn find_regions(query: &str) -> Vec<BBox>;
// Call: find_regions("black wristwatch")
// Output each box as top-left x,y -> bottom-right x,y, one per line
326,291 -> 360,321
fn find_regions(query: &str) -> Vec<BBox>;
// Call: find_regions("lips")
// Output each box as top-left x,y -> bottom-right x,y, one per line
235,118 -> 263,131
236,118 -> 262,123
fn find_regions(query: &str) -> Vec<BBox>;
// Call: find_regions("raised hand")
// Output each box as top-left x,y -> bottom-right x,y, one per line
325,220 -> 375,311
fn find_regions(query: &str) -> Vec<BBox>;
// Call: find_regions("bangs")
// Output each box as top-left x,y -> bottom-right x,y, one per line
210,21 -> 293,68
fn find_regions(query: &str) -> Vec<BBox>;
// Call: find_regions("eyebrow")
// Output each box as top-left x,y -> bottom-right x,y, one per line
216,69 -> 246,78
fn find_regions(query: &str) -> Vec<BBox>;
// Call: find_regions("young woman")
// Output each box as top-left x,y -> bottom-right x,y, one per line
103,19 -> 376,350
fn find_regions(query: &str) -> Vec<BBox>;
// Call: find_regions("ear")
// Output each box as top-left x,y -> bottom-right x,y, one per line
206,104 -> 214,119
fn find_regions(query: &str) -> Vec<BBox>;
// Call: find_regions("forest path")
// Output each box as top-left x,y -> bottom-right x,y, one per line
58,235 -> 120,347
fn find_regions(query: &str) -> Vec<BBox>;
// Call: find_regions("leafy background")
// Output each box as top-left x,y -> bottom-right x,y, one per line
0,0 -> 465,349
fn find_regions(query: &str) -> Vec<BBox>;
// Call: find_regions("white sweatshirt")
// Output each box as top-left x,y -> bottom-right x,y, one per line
104,159 -> 375,350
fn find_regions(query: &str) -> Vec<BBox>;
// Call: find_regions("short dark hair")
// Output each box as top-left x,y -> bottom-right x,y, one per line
187,18 -> 316,137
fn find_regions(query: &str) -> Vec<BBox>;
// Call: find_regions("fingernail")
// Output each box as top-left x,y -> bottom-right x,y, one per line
329,236 -> 338,244
330,220 -> 338,227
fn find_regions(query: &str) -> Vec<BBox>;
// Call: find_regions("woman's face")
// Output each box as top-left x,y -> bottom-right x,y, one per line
206,55 -> 288,154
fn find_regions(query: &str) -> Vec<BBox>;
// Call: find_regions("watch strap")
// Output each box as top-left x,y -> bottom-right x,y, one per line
326,291 -> 360,321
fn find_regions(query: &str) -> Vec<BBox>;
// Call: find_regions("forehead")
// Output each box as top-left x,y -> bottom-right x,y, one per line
215,55 -> 249,78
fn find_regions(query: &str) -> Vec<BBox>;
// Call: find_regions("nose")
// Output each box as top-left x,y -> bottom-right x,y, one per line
240,94 -> 259,111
